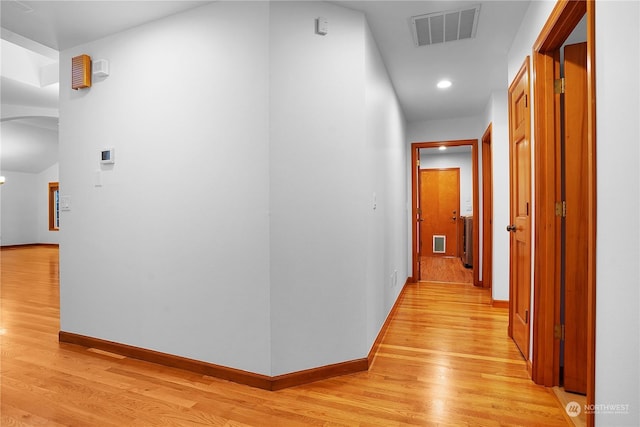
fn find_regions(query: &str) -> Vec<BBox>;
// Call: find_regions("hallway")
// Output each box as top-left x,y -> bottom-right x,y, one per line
0,246 -> 569,425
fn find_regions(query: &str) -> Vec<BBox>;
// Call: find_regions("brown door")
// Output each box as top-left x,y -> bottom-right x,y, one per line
420,168 -> 460,258
562,42 -> 588,394
482,127 -> 493,289
508,59 -> 532,359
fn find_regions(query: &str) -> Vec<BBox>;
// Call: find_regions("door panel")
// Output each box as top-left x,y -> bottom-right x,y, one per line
508,59 -> 532,360
420,169 -> 460,258
563,42 -> 588,394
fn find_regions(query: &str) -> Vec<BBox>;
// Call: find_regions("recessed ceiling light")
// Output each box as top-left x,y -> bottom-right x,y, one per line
437,80 -> 452,89
439,146 -> 447,151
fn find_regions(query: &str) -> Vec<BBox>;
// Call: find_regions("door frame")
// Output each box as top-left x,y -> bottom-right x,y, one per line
411,139 -> 479,286
481,124 -> 493,289
531,1 -> 595,425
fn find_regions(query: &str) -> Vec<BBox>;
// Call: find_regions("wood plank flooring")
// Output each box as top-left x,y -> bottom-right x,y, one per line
420,256 -> 473,284
1,246 -> 569,426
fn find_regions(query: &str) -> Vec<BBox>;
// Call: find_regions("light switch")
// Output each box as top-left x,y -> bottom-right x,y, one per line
60,196 -> 71,211
316,17 -> 328,35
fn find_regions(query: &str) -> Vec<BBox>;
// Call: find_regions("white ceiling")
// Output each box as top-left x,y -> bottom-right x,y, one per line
0,1 -> 211,51
338,1 -> 530,122
0,0 -> 531,174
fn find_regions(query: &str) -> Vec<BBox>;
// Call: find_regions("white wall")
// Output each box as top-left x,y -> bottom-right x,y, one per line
595,2 -> 640,425
0,171 -> 38,245
37,163 -> 59,244
0,165 -> 59,246
269,1 -> 407,375
363,21 -> 408,350
59,0 -> 408,378
59,1 -> 273,375
407,116 -> 483,144
269,1 -> 367,375
420,150 -> 473,216
482,90 -> 509,301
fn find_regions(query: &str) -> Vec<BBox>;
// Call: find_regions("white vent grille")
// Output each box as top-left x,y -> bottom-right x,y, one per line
411,5 -> 480,47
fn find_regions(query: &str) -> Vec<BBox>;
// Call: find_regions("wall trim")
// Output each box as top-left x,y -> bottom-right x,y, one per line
491,299 -> 509,309
1,243 -> 59,250
367,278 -> 410,364
59,331 -> 274,389
59,331 -> 369,391
271,359 -> 368,391
59,278 -> 413,391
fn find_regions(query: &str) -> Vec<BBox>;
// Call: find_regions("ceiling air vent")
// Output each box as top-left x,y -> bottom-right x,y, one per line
411,5 -> 480,47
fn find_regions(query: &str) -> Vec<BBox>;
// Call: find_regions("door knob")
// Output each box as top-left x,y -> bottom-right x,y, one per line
506,224 -> 516,232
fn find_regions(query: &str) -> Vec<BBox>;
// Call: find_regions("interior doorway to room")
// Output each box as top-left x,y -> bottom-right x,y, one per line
481,125 -> 493,290
530,2 -> 595,424
559,38 -> 589,395
411,141 -> 479,285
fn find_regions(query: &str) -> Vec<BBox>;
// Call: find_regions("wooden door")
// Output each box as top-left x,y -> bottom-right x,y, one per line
508,59 -> 532,359
563,42 -> 588,394
420,169 -> 460,258
482,127 -> 493,289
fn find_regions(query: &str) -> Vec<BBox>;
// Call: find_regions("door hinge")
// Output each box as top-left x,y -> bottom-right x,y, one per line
524,94 -> 528,108
554,324 -> 565,341
555,201 -> 566,217
416,158 -> 420,167
554,78 -> 566,94
525,310 -> 529,324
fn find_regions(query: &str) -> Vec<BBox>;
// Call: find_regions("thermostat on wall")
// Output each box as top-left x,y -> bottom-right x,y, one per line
101,148 -> 115,164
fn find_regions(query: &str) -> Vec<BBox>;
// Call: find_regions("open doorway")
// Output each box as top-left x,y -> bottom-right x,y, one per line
529,1 -> 596,425
411,140 -> 479,286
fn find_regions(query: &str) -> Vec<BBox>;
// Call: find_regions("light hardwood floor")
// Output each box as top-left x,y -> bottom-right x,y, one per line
1,246 -> 570,426
420,256 -> 473,284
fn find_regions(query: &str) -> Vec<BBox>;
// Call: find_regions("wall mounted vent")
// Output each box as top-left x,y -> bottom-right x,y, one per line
433,235 -> 446,254
410,5 -> 480,47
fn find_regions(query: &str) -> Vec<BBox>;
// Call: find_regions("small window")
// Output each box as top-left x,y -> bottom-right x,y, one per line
49,182 -> 59,231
